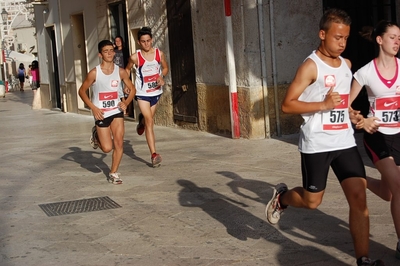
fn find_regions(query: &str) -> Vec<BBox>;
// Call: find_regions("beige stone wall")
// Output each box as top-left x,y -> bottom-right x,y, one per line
39,83 -> 50,109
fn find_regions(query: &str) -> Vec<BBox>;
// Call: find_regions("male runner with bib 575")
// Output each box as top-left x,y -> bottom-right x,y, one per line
78,40 -> 136,184
265,9 -> 384,266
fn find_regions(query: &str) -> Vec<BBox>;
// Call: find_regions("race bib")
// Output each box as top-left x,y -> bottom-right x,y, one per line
374,95 -> 400,127
99,91 -> 118,111
144,73 -> 161,93
322,94 -> 349,130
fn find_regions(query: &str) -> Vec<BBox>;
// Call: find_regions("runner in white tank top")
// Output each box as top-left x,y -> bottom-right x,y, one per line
299,51 -> 355,153
350,20 -> 400,259
125,27 -> 169,167
91,64 -> 123,119
79,40 -> 136,184
135,48 -> 163,97
266,9 -> 384,266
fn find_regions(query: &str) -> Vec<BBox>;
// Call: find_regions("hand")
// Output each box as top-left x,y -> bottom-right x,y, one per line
363,117 -> 380,134
157,76 -> 165,86
118,101 -> 127,112
92,106 -> 104,121
349,108 -> 364,129
323,87 -> 341,110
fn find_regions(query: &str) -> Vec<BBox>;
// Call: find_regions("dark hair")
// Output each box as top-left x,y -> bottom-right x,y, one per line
114,35 -> 124,48
19,63 -> 24,69
138,26 -> 152,40
373,20 -> 399,40
320,8 -> 351,32
31,60 -> 38,69
98,40 -> 114,53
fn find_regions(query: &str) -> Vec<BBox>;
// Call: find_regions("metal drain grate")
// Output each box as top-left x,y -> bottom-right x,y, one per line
39,196 -> 121,217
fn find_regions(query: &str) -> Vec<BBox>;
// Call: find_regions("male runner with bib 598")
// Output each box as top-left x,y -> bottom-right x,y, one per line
125,27 -> 169,168
265,9 -> 384,266
78,40 -> 136,184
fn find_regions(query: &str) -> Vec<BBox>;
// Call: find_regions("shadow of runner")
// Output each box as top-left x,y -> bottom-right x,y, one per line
217,171 -> 392,264
177,179 -> 347,265
61,146 -> 109,177
123,139 -> 151,167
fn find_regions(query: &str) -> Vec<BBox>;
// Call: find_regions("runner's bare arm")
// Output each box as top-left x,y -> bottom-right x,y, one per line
282,59 -> 341,114
78,68 -> 104,120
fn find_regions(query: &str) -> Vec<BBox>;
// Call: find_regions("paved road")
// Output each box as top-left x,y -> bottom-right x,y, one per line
0,88 -> 398,265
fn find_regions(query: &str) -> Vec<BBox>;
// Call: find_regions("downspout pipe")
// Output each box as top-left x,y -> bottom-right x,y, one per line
224,0 -> 240,139
269,0 -> 281,136
257,0 -> 270,138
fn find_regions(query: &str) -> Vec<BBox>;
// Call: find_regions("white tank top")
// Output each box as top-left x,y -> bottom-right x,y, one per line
92,64 -> 122,119
353,58 -> 400,135
298,51 -> 355,153
135,48 -> 163,97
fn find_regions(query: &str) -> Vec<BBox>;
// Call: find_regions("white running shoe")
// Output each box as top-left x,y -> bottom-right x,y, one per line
265,183 -> 288,224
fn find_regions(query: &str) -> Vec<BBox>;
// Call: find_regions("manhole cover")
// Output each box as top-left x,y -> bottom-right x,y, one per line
39,196 -> 121,217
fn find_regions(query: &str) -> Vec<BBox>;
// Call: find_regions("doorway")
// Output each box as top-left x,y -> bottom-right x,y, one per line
45,26 -> 61,110
71,13 -> 88,110
166,0 -> 198,123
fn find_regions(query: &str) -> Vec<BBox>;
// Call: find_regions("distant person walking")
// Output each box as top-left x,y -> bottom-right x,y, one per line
30,60 -> 40,93
17,63 -> 26,91
27,64 -> 32,85
125,27 -> 169,167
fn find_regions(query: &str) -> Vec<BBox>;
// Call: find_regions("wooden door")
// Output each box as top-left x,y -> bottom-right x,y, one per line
166,0 -> 198,123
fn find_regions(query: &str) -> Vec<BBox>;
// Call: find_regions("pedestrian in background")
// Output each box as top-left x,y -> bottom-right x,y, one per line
30,60 -> 40,93
17,63 -> 26,91
113,35 -> 131,116
266,8 -> 384,266
27,64 -> 32,85
125,26 -> 169,168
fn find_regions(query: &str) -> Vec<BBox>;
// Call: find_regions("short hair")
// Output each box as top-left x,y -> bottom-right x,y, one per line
138,26 -> 152,40
319,8 -> 351,32
98,40 -> 114,53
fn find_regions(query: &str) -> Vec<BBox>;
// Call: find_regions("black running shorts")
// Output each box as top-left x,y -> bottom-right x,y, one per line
95,112 -> 124,127
301,147 -> 366,193
363,131 -> 400,165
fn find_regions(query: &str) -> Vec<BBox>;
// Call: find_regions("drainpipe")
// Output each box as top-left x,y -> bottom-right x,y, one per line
257,0 -> 270,138
269,0 -> 281,136
224,0 -> 240,139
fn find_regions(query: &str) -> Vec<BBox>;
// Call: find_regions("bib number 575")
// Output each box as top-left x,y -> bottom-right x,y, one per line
330,110 -> 345,123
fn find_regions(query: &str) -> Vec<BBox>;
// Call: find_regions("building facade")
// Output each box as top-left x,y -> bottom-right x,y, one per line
30,0 -> 400,138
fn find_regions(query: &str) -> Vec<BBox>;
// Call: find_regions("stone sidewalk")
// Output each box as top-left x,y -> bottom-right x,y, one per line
0,88 -> 398,266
